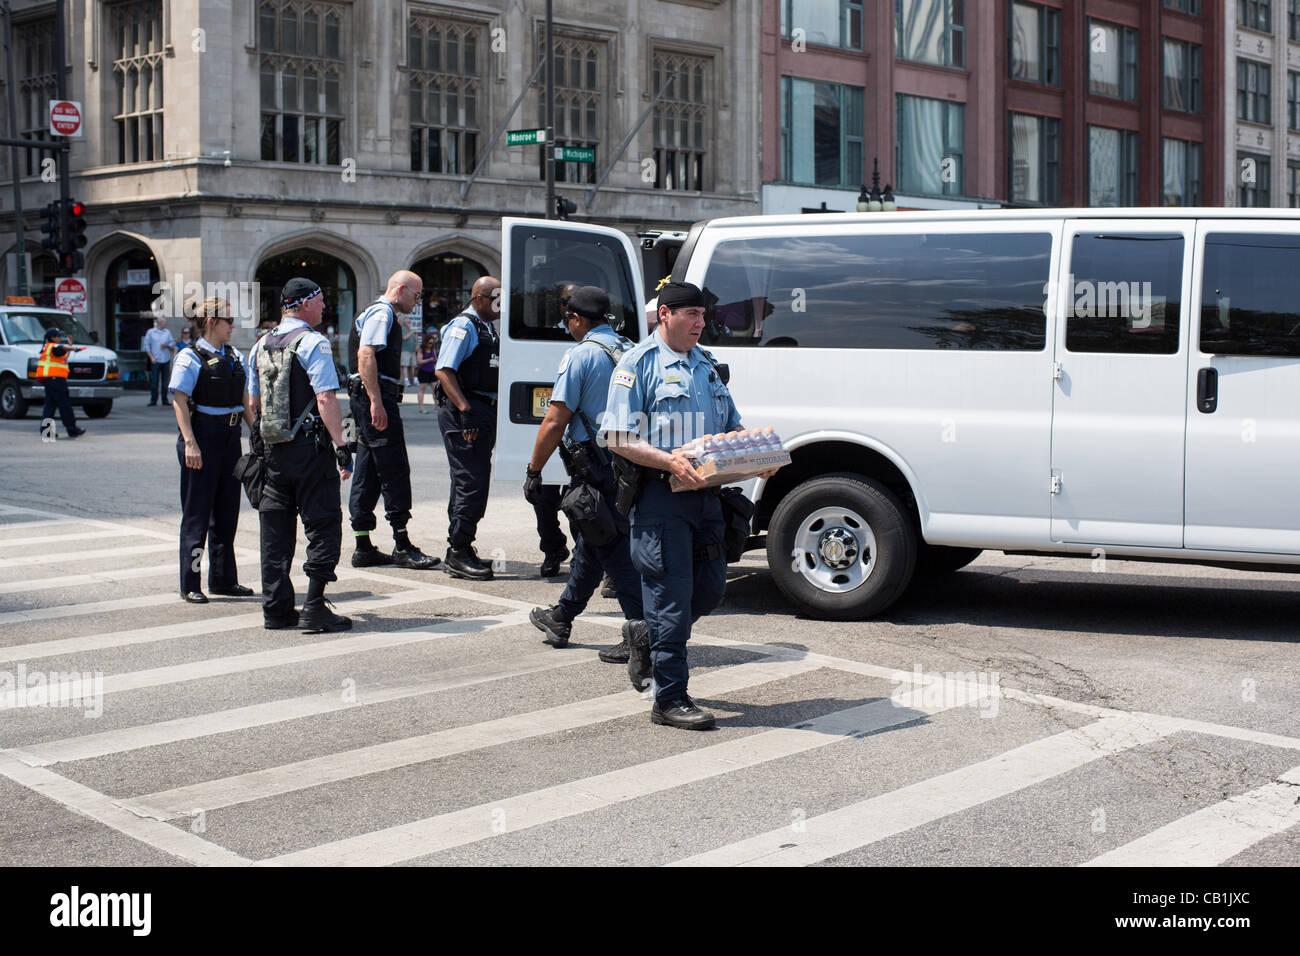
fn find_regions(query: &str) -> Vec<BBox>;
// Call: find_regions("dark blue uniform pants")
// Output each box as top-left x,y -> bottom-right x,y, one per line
630,481 -> 727,705
259,436 -> 342,617
349,391 -> 412,534
557,466 -> 643,623
177,419 -> 243,594
41,378 -> 77,431
533,484 -> 570,558
437,395 -> 496,549
149,360 -> 171,404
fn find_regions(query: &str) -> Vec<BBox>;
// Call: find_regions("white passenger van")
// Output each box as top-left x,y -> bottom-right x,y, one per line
496,210 -> 1300,620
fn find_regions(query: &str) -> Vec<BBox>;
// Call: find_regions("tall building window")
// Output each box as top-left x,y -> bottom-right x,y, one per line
9,18 -> 57,177
781,0 -> 864,50
1010,2 -> 1061,86
110,0 -> 165,164
1088,125 -> 1138,206
1162,39 -> 1201,113
1288,160 -> 1300,207
1009,112 -> 1060,205
1290,0 -> 1300,40
1237,59 -> 1271,124
896,0 -> 964,68
1240,0 -> 1272,31
536,36 -> 602,184
1289,71 -> 1300,130
652,51 -> 712,192
1238,152 -> 1271,206
896,93 -> 964,196
1088,19 -> 1139,101
1164,0 -> 1202,13
781,77 -> 863,187
258,1 -> 345,165
1162,138 -> 1202,206
408,18 -> 482,175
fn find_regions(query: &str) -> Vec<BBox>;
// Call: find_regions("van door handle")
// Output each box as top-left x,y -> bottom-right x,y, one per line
1196,367 -> 1218,414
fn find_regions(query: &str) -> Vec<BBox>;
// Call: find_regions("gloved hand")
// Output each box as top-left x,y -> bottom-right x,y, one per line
456,405 -> 476,432
523,468 -> 544,505
334,444 -> 353,471
249,424 -> 266,459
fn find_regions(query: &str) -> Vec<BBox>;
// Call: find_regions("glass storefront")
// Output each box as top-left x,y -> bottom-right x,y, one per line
255,249 -> 357,380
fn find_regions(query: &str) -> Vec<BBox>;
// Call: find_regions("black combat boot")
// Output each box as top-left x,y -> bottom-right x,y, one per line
443,545 -> 494,581
299,578 -> 352,633
625,620 -> 651,691
529,605 -> 573,647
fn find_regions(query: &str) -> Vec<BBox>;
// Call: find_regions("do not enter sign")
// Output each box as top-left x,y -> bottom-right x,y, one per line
49,100 -> 83,137
55,278 -> 87,314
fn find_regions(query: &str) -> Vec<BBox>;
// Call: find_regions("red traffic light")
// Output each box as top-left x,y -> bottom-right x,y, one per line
69,201 -> 85,217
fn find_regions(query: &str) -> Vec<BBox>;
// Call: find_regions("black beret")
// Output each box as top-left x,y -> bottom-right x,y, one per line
281,277 -> 322,307
566,285 -> 611,321
44,327 -> 62,341
657,281 -> 705,310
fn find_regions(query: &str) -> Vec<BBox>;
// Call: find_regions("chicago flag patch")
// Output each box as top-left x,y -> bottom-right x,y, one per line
613,369 -> 636,389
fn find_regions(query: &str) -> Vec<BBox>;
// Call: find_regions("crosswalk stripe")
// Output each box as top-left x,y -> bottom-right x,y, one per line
260,687 -> 986,867
0,592 -> 178,625
0,543 -> 173,569
668,716 -> 1170,867
0,559 -> 259,596
0,752 -> 249,866
121,654 -> 827,820
0,504 -> 176,542
0,529 -> 138,547
1081,764 -> 1300,866
0,518 -> 81,533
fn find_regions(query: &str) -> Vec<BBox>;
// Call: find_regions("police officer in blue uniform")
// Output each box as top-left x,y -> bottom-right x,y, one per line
524,286 -> 646,667
248,278 -> 354,633
435,275 -> 501,580
170,297 -> 255,603
601,282 -> 765,730
346,270 -> 440,570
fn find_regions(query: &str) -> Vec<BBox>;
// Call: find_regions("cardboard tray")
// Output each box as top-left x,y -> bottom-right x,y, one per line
670,449 -> 792,492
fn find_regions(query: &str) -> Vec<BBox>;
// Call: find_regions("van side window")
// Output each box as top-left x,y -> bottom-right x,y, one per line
507,227 -> 640,342
1200,233 -> 1300,357
699,232 -> 1051,350
1065,234 -> 1182,354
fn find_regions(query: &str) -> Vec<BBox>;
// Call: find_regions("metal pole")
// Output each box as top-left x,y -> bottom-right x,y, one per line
583,71 -> 675,210
544,0 -> 554,219
3,2 -> 27,295
459,56 -> 546,201
54,0 -> 69,263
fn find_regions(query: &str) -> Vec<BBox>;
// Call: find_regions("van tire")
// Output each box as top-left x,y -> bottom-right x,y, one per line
766,473 -> 917,620
0,378 -> 28,419
915,544 -> 982,577
83,400 -> 112,419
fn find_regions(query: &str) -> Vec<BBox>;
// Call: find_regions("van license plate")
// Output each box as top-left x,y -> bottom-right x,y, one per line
71,388 -> 93,398
531,387 -> 551,418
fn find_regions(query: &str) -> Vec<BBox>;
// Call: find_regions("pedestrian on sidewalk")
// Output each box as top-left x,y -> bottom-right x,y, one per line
142,315 -> 176,406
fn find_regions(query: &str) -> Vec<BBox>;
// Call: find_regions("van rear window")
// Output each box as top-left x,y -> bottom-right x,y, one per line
698,232 -> 1051,350
1200,233 -> 1300,357
508,227 -> 641,342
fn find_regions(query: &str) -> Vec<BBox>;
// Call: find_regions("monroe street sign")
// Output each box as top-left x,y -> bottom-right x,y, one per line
506,128 -> 546,146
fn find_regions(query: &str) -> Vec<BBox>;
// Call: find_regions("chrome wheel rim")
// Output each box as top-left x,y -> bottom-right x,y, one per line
790,506 -> 876,593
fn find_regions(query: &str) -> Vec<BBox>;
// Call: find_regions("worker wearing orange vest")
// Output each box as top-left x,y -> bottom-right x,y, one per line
37,328 -> 86,438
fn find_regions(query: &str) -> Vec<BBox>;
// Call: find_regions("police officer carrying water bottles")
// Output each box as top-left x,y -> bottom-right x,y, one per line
600,281 -> 773,729
248,278 -> 354,633
524,286 -> 648,668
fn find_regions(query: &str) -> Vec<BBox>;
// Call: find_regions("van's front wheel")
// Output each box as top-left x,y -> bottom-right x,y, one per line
766,473 -> 917,620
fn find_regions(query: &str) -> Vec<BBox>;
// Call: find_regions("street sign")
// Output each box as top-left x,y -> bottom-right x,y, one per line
554,146 -> 595,163
48,100 -> 83,137
507,128 -> 547,146
55,277 -> 87,313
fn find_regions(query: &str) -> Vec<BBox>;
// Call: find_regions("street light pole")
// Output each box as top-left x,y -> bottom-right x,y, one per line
544,0 -> 555,219
2,1 -> 27,294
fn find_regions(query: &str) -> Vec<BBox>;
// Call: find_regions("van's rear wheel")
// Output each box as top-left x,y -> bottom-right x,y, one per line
83,400 -> 112,419
766,473 -> 917,620
0,378 -> 28,419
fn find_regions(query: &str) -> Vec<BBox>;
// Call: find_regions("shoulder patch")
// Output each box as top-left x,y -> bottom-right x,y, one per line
558,351 -> 573,375
317,338 -> 332,355
445,326 -> 467,341
613,368 -> 636,389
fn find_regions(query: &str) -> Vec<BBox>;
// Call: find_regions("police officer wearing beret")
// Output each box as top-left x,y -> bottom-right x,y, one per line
170,297 -> 255,603
435,275 -> 501,580
248,278 -> 354,633
600,281 -> 762,729
524,286 -> 647,667
35,328 -> 86,439
346,270 -> 440,570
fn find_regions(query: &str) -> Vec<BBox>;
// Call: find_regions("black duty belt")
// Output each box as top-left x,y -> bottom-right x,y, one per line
349,378 -> 404,400
468,391 -> 497,407
194,410 -> 243,427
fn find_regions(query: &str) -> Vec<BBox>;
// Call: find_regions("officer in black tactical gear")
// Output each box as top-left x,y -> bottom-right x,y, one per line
248,278 -> 354,633
346,269 -> 440,570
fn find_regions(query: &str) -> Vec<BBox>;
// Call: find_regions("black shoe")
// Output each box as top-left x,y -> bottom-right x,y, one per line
209,583 -> 254,597
539,552 -> 568,577
351,548 -> 394,568
599,636 -> 630,664
600,575 -> 617,599
443,546 -> 494,581
625,620 -> 651,691
651,696 -> 716,730
300,599 -> 352,633
66,427 -> 86,438
264,610 -> 300,630
530,605 -> 572,648
147,402 -> 157,406
181,591 -> 209,604
391,546 -> 441,569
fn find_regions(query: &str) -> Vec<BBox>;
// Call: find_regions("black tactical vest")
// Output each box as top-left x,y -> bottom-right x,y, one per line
261,327 -> 317,431
452,309 -> 499,394
347,300 -> 403,382
191,344 -> 246,408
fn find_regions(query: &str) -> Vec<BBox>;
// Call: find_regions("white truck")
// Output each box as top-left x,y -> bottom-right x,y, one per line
0,304 -> 123,419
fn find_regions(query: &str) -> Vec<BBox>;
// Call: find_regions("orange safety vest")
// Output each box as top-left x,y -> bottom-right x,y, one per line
36,343 -> 70,379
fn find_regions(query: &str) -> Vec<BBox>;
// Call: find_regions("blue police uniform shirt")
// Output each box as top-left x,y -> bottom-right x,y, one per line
168,336 -> 250,414
599,329 -> 741,452
435,308 -> 499,397
551,324 -> 632,443
247,318 -> 339,398
353,299 -> 402,383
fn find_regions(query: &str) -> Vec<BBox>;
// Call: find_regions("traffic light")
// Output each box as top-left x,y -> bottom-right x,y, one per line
66,200 -> 87,254
61,250 -> 84,274
555,196 -> 577,221
39,201 -> 61,252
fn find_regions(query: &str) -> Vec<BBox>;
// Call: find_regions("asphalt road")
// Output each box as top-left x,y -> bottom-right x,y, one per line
0,392 -> 1297,868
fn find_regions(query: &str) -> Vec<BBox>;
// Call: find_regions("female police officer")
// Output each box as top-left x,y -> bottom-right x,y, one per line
170,297 -> 255,603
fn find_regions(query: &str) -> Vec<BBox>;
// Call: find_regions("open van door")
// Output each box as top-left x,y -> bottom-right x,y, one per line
495,217 -> 646,489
